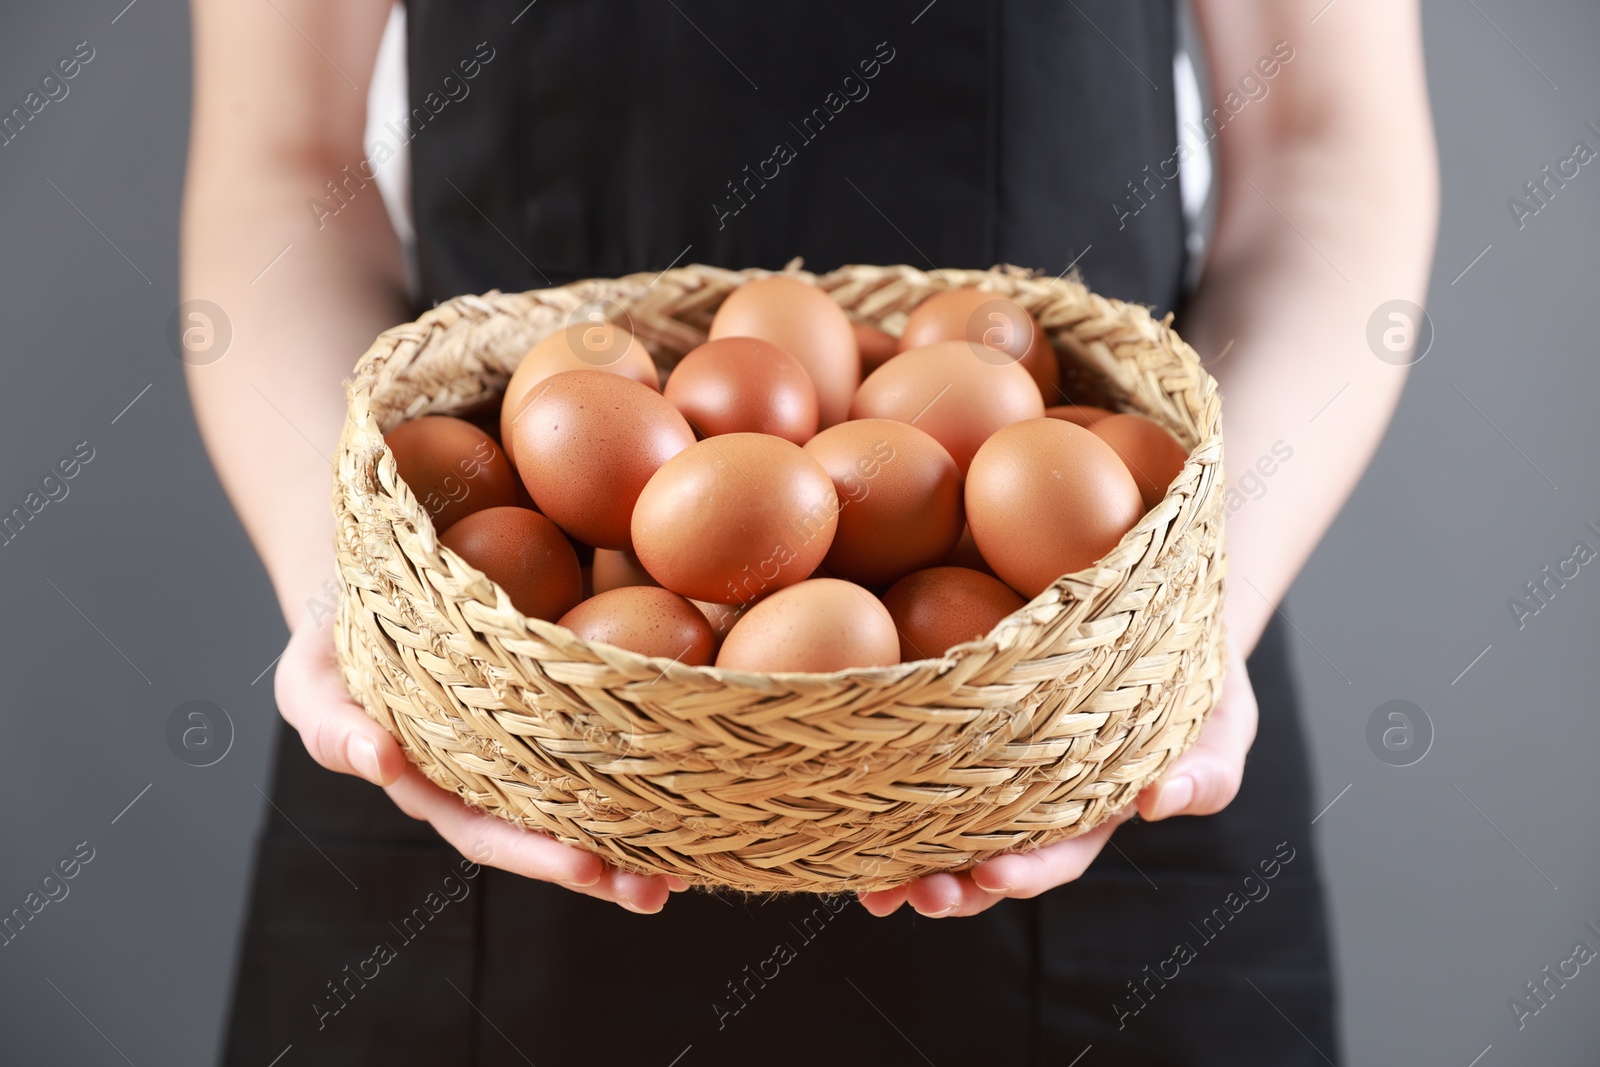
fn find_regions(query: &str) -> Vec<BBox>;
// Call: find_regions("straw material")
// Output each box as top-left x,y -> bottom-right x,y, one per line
332,263 -> 1226,893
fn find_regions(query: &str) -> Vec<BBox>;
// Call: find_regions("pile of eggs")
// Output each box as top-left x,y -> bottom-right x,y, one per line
384,277 -> 1188,673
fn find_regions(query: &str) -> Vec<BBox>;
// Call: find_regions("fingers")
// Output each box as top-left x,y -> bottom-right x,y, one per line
861,808 -> 1135,919
274,612 -> 676,912
384,767 -> 673,913
275,625 -> 407,787
858,884 -> 909,917
969,808 -> 1134,899
1138,647 -> 1259,821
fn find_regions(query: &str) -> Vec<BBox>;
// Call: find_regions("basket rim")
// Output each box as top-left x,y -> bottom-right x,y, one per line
340,262 -> 1220,688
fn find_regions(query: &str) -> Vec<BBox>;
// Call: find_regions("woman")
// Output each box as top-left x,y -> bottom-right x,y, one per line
183,1 -> 1436,1062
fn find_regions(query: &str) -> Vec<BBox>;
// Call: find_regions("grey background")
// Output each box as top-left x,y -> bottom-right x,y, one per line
0,1 -> 1596,1064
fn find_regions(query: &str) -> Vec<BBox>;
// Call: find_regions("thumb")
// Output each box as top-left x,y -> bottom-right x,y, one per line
274,623 -> 408,786
1138,646 -> 1258,821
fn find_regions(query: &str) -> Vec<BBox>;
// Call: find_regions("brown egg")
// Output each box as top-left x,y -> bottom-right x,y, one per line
965,418 -> 1143,597
1091,413 -> 1189,510
592,548 -> 660,594
501,323 -> 659,465
1045,404 -> 1115,428
898,288 -> 1058,398
852,321 -> 900,375
882,567 -> 1026,661
715,578 -> 900,673
691,598 -> 748,653
708,276 -> 859,428
802,419 -> 963,586
632,433 -> 838,605
440,506 -> 582,621
662,336 -> 819,444
850,341 -> 1044,474
1021,322 -> 1062,399
941,524 -> 995,576
384,415 -> 521,533
557,587 -> 716,665
511,370 -> 695,550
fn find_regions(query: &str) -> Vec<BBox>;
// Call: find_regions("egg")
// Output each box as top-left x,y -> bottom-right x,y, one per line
592,548 -> 660,594
802,419 -> 963,586
850,340 -> 1044,473
852,321 -> 900,375
708,276 -> 859,428
439,506 -> 583,621
715,578 -> 899,673
942,524 -> 995,576
691,598 -> 748,652
501,323 -> 659,464
662,336 -> 819,444
881,567 -> 1026,661
898,288 -> 1059,398
510,370 -> 695,550
1045,404 -> 1114,428
965,418 -> 1144,597
557,587 -> 716,665
1091,413 -> 1189,510
632,433 -> 838,604
384,415 -> 521,533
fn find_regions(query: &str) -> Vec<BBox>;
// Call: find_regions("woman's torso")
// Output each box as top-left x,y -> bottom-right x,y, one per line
223,7 -> 1339,1064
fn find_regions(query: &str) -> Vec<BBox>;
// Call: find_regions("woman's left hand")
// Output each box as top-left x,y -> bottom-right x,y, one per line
858,643 -> 1259,918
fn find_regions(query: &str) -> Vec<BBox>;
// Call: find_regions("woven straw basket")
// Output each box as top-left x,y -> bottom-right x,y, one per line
332,263 -> 1226,894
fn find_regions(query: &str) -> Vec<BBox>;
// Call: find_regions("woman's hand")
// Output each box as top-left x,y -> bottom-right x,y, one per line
273,620 -> 684,913
858,644 -> 1259,918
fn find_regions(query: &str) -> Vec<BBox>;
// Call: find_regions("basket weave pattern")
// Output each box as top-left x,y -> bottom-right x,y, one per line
332,264 -> 1226,893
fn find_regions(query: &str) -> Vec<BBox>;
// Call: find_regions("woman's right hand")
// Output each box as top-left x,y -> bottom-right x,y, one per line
273,619 -> 681,913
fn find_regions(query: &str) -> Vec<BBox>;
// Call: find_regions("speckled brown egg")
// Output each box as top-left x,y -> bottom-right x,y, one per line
663,336 -> 819,443
965,418 -> 1143,597
439,506 -> 582,621
1091,413 -> 1189,510
691,597 -> 748,654
850,340 -> 1044,474
511,370 -> 695,550
501,323 -> 659,465
557,586 -> 716,665
592,548 -> 660,594
632,433 -> 838,604
898,288 -> 1059,398
1045,404 -> 1115,428
384,415 -> 521,533
882,566 -> 1026,661
802,419 -> 963,586
708,276 -> 859,428
715,578 -> 900,673
852,321 -> 900,375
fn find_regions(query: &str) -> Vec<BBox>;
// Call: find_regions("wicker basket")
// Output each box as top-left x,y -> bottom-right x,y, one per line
332,263 -> 1226,894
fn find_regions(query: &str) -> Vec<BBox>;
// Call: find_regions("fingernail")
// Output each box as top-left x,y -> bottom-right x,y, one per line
972,871 -> 1011,894
921,903 -> 955,918
664,876 -> 690,892
1152,776 -> 1194,820
567,866 -> 603,888
349,735 -> 383,784
620,900 -> 660,915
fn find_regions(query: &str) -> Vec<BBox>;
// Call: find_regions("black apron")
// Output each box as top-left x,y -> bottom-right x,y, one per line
224,4 -> 1339,1064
